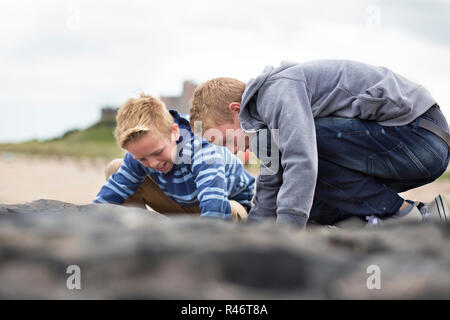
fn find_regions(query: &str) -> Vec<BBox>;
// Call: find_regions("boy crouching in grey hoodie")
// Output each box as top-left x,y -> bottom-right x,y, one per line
189,59 -> 450,229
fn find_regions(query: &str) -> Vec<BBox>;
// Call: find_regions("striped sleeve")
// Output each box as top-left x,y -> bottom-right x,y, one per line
191,143 -> 231,219
93,153 -> 147,204
228,166 -> 255,209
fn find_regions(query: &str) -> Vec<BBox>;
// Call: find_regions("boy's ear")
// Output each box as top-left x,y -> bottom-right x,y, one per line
171,123 -> 180,141
228,102 -> 241,114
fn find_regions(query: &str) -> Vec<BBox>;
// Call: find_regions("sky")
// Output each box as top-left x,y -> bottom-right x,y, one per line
1,0 -> 450,142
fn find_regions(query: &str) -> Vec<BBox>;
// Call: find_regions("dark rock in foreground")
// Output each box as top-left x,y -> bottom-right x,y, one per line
0,200 -> 449,299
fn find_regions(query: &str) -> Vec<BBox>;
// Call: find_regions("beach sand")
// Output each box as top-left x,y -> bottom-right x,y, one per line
0,153 -> 109,205
1,152 -> 449,206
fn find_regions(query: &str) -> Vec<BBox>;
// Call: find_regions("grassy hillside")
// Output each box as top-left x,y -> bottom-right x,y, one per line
0,121 -> 125,159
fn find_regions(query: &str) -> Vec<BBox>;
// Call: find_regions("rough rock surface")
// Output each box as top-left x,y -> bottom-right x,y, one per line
0,199 -> 449,299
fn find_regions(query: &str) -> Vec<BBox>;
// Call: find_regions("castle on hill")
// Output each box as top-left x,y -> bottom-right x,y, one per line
100,80 -> 197,122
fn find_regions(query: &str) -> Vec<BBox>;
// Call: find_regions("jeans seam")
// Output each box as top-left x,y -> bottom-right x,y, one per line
412,127 -> 445,164
368,154 -> 401,179
400,142 -> 432,177
316,131 -> 367,138
340,131 -> 367,136
368,141 -> 432,179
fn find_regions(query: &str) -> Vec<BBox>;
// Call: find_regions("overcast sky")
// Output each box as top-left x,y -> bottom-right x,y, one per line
1,0 -> 450,142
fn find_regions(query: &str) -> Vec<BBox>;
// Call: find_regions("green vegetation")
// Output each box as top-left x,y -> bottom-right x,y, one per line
437,169 -> 450,181
1,121 -> 447,182
0,121 -> 262,173
0,121 -> 125,159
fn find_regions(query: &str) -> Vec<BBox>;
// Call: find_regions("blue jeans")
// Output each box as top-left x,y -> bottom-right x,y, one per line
310,108 -> 450,225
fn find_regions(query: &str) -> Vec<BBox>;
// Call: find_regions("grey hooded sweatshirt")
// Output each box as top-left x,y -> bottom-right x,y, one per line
239,59 -> 436,228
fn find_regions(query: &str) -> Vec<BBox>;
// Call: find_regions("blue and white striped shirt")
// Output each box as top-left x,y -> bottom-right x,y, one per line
93,110 -> 255,219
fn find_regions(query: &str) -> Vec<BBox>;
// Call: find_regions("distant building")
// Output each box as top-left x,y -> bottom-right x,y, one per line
160,80 -> 197,114
100,106 -> 119,122
99,80 -> 198,123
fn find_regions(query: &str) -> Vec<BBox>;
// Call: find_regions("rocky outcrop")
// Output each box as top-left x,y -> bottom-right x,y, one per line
0,199 -> 449,299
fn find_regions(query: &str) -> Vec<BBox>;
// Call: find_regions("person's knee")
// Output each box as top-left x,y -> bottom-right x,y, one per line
105,158 -> 123,181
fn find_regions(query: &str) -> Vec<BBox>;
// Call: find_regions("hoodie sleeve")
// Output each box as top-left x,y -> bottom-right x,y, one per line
256,79 -> 318,228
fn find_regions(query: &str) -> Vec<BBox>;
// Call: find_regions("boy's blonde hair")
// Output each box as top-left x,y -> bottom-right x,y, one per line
114,94 -> 174,149
189,78 -> 246,133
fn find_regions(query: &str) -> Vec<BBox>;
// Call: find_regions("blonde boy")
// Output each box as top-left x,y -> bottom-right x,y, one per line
93,94 -> 254,220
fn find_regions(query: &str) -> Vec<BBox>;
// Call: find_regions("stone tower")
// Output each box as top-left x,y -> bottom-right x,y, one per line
160,80 -> 197,114
99,80 -> 198,122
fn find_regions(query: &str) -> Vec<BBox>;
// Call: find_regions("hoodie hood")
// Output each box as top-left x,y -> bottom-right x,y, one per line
239,62 -> 297,132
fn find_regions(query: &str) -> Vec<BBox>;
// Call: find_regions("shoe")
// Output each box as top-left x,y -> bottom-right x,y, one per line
417,194 -> 449,223
365,205 -> 422,227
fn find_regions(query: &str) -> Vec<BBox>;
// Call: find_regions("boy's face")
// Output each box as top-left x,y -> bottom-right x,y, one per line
206,102 -> 249,154
214,117 -> 248,154
126,124 -> 180,173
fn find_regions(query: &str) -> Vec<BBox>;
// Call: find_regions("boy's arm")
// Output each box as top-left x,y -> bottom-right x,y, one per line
93,153 -> 147,204
257,79 -> 318,229
248,129 -> 281,222
191,143 -> 232,219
